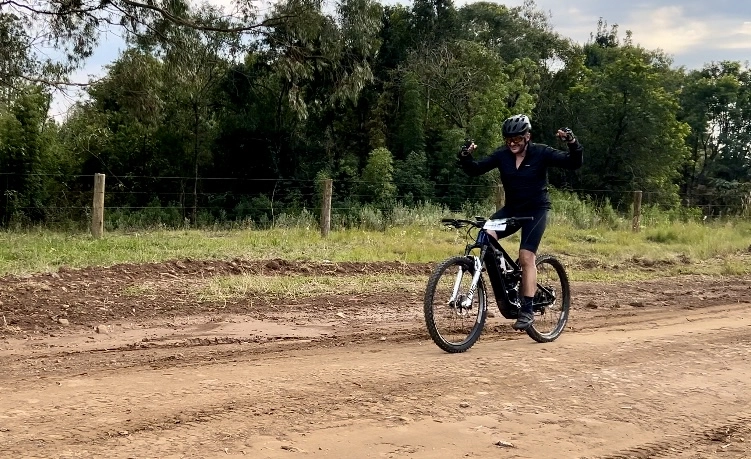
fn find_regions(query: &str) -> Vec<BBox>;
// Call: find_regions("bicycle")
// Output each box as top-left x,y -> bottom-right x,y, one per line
423,216 -> 570,353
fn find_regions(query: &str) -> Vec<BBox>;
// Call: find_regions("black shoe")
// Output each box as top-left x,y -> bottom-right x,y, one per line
512,311 -> 534,331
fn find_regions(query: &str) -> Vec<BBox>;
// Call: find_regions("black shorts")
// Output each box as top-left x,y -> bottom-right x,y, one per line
489,207 -> 548,253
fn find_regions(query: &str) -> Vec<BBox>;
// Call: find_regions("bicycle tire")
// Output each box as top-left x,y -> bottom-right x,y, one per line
423,256 -> 487,353
526,254 -> 570,343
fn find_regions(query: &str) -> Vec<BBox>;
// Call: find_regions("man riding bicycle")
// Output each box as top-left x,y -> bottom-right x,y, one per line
457,114 -> 583,331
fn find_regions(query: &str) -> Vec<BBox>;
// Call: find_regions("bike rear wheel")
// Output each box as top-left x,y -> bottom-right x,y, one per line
424,256 -> 487,353
526,254 -> 570,343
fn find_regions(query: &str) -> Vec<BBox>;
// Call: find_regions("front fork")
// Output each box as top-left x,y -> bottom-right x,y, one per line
449,255 -> 484,312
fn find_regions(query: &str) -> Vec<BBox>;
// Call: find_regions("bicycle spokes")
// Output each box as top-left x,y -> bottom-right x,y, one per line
424,256 -> 487,353
526,254 -> 570,343
534,285 -> 556,310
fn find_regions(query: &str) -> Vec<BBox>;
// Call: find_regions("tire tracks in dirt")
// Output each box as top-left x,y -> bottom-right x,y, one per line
3,303 -> 751,457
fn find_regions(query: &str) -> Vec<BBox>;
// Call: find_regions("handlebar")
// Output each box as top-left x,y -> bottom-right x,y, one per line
441,216 -> 534,229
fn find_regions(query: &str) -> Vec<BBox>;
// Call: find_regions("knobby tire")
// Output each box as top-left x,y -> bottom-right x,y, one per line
526,254 -> 570,343
423,256 -> 487,353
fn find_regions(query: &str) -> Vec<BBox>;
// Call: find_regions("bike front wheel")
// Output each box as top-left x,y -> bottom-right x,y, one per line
424,256 -> 487,353
527,254 -> 570,343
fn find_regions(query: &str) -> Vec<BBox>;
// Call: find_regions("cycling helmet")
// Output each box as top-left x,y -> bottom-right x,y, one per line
502,114 -> 532,137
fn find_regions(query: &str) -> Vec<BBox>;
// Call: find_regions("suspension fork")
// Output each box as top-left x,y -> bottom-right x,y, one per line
449,252 -> 486,308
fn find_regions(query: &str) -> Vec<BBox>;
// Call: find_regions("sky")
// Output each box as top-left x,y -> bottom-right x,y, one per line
47,0 -> 751,120
511,0 -> 751,69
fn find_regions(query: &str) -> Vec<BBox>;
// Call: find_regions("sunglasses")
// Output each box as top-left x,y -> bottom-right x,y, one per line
505,135 -> 525,145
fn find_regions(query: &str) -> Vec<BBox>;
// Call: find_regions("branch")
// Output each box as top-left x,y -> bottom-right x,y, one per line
117,0 -> 292,34
4,0 -> 102,16
4,0 -> 294,35
18,74 -> 102,88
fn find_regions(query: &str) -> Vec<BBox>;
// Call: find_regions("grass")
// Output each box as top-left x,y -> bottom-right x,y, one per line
543,219 -> 751,280
0,208 -> 749,283
122,284 -> 158,297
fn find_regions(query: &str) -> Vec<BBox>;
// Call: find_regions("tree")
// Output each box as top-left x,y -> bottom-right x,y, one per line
1,0 -> 382,101
393,149 -> 433,205
359,147 -> 396,206
394,72 -> 425,158
0,86 -> 55,224
570,41 -> 689,207
405,40 -> 532,134
679,61 -> 751,212
0,12 -> 39,102
410,0 -> 460,46
135,7 -> 237,223
458,1 -> 567,64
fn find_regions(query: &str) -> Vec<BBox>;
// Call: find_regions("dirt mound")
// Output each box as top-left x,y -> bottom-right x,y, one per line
0,259 -> 433,334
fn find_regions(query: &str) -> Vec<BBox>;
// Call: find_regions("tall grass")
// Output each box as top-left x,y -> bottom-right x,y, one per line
0,190 -> 748,278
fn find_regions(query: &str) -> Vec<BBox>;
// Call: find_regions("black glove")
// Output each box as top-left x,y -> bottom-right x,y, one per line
458,138 -> 474,158
558,127 -> 575,143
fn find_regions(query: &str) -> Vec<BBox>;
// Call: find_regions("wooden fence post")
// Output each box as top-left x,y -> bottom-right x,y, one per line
320,178 -> 332,237
632,190 -> 642,232
91,173 -> 105,238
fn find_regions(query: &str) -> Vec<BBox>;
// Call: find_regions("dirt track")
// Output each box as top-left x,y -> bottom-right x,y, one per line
1,259 -> 751,458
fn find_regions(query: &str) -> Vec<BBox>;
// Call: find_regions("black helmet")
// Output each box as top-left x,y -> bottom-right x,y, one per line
502,114 -> 532,137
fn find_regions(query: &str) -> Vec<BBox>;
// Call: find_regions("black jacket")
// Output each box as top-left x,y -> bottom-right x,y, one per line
459,141 -> 583,212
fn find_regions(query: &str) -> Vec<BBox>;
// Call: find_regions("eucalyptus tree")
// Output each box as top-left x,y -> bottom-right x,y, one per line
252,0 -> 381,169
0,12 -> 39,100
679,61 -> 751,213
203,0 -> 383,219
458,0 -> 567,64
0,0 -> 281,89
0,86 -> 57,223
129,6 -> 241,223
400,39 -> 536,208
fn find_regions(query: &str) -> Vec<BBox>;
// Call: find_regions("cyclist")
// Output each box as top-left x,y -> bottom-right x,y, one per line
457,114 -> 583,331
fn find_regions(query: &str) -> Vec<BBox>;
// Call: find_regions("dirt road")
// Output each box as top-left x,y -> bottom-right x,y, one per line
1,260 -> 750,458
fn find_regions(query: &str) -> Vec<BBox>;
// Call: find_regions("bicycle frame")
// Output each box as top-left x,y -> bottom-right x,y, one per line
445,223 -> 522,320
477,230 -> 523,319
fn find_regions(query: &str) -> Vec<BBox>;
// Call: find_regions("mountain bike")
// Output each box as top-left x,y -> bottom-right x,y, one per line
423,216 -> 570,353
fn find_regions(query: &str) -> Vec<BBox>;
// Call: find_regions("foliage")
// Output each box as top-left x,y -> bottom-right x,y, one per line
679,61 -> 751,214
0,86 -> 68,224
0,0 -> 749,228
567,34 -> 689,208
359,147 -> 397,206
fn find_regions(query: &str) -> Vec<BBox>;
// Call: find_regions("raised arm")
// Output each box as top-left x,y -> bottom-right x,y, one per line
457,146 -> 502,177
545,127 -> 583,170
543,142 -> 583,170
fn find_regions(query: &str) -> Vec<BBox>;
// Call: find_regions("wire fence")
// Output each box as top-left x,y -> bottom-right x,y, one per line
1,173 -> 749,230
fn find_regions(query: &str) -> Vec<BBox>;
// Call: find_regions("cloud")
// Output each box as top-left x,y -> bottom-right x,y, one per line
718,21 -> 751,50
623,6 -> 710,53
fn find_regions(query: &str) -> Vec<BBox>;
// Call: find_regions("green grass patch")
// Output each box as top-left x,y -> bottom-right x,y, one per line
122,284 -> 158,297
0,202 -> 749,282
